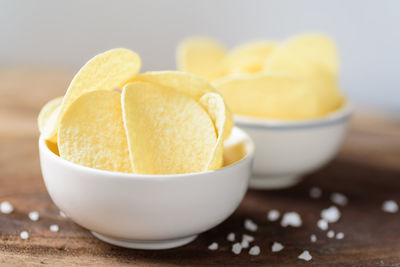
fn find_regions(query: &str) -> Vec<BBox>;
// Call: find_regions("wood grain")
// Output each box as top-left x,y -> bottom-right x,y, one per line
1,69 -> 400,266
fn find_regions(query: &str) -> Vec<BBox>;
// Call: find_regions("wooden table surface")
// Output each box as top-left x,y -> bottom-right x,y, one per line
1,69 -> 400,266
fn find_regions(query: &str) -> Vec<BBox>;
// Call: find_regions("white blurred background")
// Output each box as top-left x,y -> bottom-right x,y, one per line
1,0 -> 399,113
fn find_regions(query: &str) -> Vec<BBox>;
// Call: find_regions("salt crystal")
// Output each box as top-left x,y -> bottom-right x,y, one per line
298,250 -> 312,261
241,234 -> 255,248
321,206 -> 341,223
242,234 -> 254,243
227,232 -> 235,242
310,234 -> 317,243
281,212 -> 302,227
241,239 -> 249,248
317,219 -> 328,231
331,193 -> 348,206
28,211 -> 39,221
244,219 -> 258,232
59,211 -> 67,218
327,230 -> 335,238
310,187 -> 322,199
208,242 -> 218,251
336,232 -> 344,239
232,242 -> 242,255
271,242 -> 284,252
249,245 -> 260,256
20,231 -> 29,240
382,200 -> 399,213
50,224 -> 59,232
0,201 -> 13,214
267,209 -> 280,221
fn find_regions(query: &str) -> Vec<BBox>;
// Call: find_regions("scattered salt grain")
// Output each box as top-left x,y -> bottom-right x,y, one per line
20,231 -> 29,240
28,211 -> 39,221
336,232 -> 344,239
232,242 -> 242,255
241,239 -> 249,248
382,200 -> 399,213
317,219 -> 328,231
331,193 -> 348,206
227,232 -> 235,242
59,211 -> 67,218
0,201 -> 13,214
271,242 -> 284,252
241,234 -> 255,248
298,250 -> 312,261
208,242 -> 218,251
267,209 -> 280,221
310,187 -> 322,199
242,234 -> 254,243
327,230 -> 335,238
244,219 -> 258,232
310,234 -> 317,243
249,245 -> 260,256
321,206 -> 341,223
49,224 -> 59,232
281,212 -> 302,227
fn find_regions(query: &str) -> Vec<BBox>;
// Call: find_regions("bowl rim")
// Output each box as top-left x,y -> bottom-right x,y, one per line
234,101 -> 353,130
39,126 -> 254,180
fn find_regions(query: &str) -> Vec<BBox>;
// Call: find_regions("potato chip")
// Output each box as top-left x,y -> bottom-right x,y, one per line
311,67 -> 344,112
131,71 -> 233,140
58,91 -> 132,173
177,37 -> 226,81
224,40 -> 276,74
199,93 -> 226,170
44,48 -> 141,141
121,81 -> 217,174
46,140 -> 59,156
223,141 -> 247,167
133,71 -> 215,99
38,96 -> 63,143
265,34 -> 338,77
214,73 -> 329,119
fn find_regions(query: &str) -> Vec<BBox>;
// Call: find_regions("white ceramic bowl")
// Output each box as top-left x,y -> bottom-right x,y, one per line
235,102 -> 353,190
39,127 -> 254,250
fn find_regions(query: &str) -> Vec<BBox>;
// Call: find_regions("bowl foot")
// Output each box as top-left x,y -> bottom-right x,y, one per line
249,174 -> 302,190
91,231 -> 197,250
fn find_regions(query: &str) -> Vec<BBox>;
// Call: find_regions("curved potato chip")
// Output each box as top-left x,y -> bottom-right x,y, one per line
265,34 -> 338,77
223,141 -> 247,167
38,96 -> 63,142
46,140 -> 59,156
43,48 -> 141,141
214,73 -> 329,119
224,40 -> 277,74
58,91 -> 132,173
131,71 -> 234,140
199,93 -> 226,170
311,67 -> 345,112
177,37 -> 226,81
121,81 -> 217,174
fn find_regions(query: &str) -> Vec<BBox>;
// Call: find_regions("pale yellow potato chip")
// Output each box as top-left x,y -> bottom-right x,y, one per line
38,96 -> 63,143
58,91 -> 132,173
133,71 -> 215,99
43,48 -> 141,141
131,71 -> 234,140
177,37 -> 227,81
311,67 -> 345,112
224,40 -> 277,74
265,34 -> 338,77
121,81 -> 217,174
199,93 -> 226,170
214,73 -> 330,119
223,141 -> 247,167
